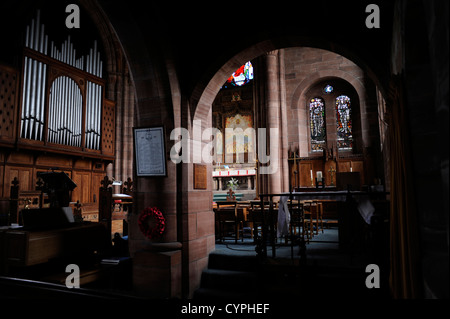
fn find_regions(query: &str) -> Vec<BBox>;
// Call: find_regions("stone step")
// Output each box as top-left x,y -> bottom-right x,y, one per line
207,251 -> 260,272
193,287 -> 257,300
196,242 -> 389,300
199,268 -> 260,292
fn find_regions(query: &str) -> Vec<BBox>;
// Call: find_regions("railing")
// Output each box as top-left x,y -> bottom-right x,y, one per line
257,189 -> 389,261
256,192 -> 303,261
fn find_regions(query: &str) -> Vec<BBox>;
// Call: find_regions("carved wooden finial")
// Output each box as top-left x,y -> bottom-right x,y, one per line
100,176 -> 112,190
123,177 -> 133,193
12,177 -> 19,187
36,177 -> 44,190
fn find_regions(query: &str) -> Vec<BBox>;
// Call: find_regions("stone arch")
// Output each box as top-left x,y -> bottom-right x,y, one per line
79,0 -> 139,184
192,39 -> 386,126
79,1 -> 180,255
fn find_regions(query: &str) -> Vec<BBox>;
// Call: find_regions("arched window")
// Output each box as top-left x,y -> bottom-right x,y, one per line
223,62 -> 254,88
336,95 -> 353,150
309,97 -> 326,152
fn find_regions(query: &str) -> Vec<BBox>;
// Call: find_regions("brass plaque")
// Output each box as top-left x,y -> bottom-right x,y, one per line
194,164 -> 207,189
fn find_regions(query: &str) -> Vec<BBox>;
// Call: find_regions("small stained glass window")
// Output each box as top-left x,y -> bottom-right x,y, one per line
224,62 -> 254,88
336,95 -> 353,149
323,85 -> 333,94
310,97 -> 326,151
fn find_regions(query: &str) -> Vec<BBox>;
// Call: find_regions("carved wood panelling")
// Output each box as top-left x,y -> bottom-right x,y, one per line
0,65 -> 19,142
101,99 -> 115,156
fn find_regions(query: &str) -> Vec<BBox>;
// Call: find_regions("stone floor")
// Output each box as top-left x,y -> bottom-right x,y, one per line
194,226 -> 391,300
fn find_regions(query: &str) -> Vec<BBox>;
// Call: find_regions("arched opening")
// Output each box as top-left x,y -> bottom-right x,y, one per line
194,43 -> 387,192
191,42 -> 390,298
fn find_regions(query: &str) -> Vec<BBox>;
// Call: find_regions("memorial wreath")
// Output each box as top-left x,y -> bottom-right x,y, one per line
138,206 -> 166,240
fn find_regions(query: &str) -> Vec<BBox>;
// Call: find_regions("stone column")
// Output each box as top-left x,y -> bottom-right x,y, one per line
278,50 -> 290,193
264,50 -> 289,194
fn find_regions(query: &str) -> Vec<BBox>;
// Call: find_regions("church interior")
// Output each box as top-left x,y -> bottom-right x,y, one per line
0,0 -> 448,303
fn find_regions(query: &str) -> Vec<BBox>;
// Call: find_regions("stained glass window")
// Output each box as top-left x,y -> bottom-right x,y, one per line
336,95 -> 353,149
309,97 -> 326,151
323,85 -> 333,94
224,62 -> 254,88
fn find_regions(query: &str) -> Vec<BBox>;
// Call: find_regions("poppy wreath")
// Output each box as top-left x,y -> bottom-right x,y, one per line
138,207 -> 166,240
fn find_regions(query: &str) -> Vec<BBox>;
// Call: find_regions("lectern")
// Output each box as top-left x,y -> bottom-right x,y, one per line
37,171 -> 77,208
0,173 -> 110,277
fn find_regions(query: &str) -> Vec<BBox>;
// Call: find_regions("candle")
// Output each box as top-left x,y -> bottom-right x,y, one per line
316,171 -> 322,181
350,167 -> 353,172
310,170 -> 313,180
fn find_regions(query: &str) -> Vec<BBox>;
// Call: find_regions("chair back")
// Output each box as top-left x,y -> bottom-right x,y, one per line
216,201 -> 245,222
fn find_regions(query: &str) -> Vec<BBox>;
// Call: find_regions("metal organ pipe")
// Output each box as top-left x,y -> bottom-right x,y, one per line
66,77 -> 72,145
21,12 -> 43,140
83,40 -> 102,150
48,84 -> 54,143
22,11 -> 104,150
86,82 -> 91,149
55,77 -> 61,144
63,76 -> 68,144
97,84 -> 102,149
21,10 -> 49,141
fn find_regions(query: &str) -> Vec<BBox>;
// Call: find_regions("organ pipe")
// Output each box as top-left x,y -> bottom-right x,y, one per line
20,10 -> 104,151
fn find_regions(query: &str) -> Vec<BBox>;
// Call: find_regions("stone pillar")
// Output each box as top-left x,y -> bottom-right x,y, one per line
218,177 -> 223,190
129,164 -> 182,298
264,50 -> 289,194
176,110 -> 216,298
278,50 -> 290,193
127,87 -> 181,299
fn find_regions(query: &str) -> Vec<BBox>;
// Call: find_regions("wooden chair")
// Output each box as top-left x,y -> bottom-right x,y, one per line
311,201 -> 323,235
304,200 -> 324,237
247,200 -> 272,241
215,201 -> 245,243
302,200 -> 315,240
288,199 -> 304,239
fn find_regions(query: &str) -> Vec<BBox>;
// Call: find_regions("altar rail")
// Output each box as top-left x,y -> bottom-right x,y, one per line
257,190 -> 389,260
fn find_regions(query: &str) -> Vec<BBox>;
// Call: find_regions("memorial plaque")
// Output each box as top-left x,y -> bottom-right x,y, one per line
134,127 -> 167,176
194,164 -> 207,189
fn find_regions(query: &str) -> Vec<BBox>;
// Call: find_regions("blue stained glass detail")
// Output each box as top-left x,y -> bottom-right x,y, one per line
324,85 -> 333,94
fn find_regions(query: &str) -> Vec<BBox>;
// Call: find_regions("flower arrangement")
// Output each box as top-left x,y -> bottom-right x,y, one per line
227,177 -> 239,191
138,206 -> 166,240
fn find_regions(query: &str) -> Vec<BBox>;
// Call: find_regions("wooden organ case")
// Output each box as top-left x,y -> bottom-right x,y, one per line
0,10 -> 115,221
0,10 -> 118,281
